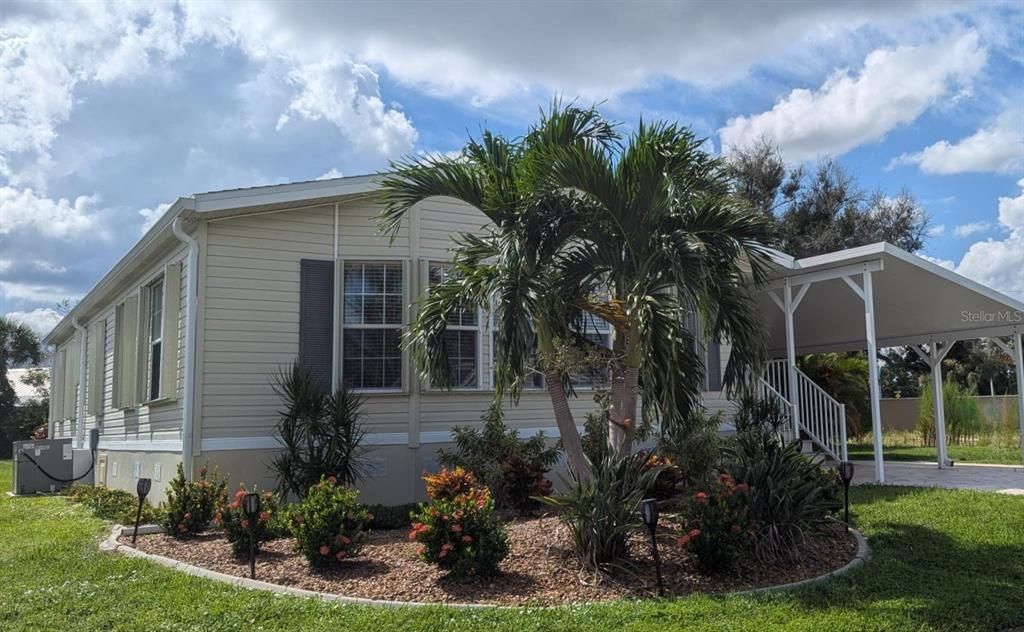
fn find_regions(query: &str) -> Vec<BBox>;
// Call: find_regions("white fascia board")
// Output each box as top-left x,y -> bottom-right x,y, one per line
764,259 -> 884,290
45,197 -> 196,346
193,174 -> 381,214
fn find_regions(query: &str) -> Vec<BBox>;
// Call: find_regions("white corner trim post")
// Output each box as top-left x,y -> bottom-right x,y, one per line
72,317 -> 88,449
172,217 -> 199,480
1015,331 -> 1024,466
783,279 -> 800,439
861,268 -> 884,483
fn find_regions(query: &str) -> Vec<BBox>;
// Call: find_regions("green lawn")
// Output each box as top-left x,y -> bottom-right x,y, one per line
2,460 -> 1022,631
848,443 -> 1021,465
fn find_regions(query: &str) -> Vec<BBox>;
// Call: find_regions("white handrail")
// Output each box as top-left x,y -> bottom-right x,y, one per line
761,360 -> 845,463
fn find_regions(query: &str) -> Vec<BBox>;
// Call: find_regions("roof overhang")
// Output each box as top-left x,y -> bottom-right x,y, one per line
758,243 -> 1024,355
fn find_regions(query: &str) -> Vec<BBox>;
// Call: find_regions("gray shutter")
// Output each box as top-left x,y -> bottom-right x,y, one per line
707,340 -> 723,392
299,259 -> 335,392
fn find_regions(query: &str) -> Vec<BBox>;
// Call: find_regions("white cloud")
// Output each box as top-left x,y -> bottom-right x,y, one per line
927,224 -> 946,237
892,108 -> 1024,174
5,307 -> 62,338
920,254 -> 956,270
0,281 -> 69,304
0,259 -> 11,273
953,221 -> 995,237
316,169 -> 345,181
138,202 -> 172,234
0,186 -> 106,239
33,260 -> 66,274
719,32 -> 986,162
951,179 -> 1024,297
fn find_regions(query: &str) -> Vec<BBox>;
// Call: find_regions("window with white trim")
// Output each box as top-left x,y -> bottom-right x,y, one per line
342,262 -> 404,390
571,313 -> 612,388
147,277 -> 164,401
490,307 -> 544,389
429,263 -> 479,388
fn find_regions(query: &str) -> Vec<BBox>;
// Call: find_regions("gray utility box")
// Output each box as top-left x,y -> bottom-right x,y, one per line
12,438 -> 75,494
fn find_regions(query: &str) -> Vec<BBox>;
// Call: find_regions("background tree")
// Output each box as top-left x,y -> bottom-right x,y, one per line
1,317 -> 45,457
797,353 -> 870,438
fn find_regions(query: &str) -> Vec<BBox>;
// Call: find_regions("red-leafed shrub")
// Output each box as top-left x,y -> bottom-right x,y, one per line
674,472 -> 752,573
410,475 -> 509,578
288,476 -> 371,567
214,485 -> 279,557
422,466 -> 479,502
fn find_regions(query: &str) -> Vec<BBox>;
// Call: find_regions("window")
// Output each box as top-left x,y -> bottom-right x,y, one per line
490,307 -> 544,389
148,277 -> 164,401
571,313 -> 612,388
342,262 -> 404,390
429,263 -> 479,388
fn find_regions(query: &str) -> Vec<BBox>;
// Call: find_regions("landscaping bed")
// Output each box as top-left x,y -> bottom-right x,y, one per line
121,514 -> 858,606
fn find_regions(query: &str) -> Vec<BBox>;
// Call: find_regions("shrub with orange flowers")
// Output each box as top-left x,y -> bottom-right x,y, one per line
288,476 -> 372,567
674,472 -> 752,573
409,472 -> 509,578
162,462 -> 227,539
214,484 -> 280,557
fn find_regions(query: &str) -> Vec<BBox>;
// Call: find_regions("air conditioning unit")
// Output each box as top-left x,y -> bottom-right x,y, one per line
11,429 -> 98,495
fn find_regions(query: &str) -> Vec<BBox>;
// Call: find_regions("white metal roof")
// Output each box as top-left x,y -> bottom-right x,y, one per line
758,242 -> 1024,355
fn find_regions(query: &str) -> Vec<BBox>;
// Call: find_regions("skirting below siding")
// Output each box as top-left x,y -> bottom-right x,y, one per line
201,426 -> 581,452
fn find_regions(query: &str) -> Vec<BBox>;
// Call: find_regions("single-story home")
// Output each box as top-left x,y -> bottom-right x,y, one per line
43,174 -> 1024,502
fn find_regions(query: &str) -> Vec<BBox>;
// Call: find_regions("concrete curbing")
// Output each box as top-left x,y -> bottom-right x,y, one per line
101,524 -> 872,609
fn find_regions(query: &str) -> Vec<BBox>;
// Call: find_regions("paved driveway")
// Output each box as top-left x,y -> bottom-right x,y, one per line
851,460 -> 1024,495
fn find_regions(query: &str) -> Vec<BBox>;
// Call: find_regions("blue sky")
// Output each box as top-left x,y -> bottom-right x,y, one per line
1,0 -> 1022,336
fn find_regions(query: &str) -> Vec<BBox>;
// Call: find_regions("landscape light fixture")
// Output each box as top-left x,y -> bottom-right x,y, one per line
132,478 -> 152,545
640,497 -> 665,597
838,461 -> 855,531
243,492 -> 261,579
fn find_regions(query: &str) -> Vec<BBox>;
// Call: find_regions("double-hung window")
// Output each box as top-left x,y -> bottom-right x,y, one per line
342,262 -> 404,390
490,307 -> 544,389
147,277 -> 164,401
429,263 -> 479,388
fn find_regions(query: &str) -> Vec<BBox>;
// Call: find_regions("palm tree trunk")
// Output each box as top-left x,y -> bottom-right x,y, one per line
608,367 -> 640,456
544,369 -> 592,482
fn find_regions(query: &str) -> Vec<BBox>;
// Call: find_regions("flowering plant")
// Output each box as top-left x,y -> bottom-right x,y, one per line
409,480 -> 508,577
214,484 -> 279,557
422,466 -> 479,502
162,462 -> 226,539
674,472 -> 752,572
288,476 -> 371,567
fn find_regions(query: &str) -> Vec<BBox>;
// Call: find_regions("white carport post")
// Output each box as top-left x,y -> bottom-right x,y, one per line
862,269 -> 884,483
784,279 -> 800,439
929,341 -> 954,469
1015,332 -> 1024,465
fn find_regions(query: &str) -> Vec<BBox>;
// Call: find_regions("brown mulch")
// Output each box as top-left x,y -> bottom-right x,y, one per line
122,516 -> 857,606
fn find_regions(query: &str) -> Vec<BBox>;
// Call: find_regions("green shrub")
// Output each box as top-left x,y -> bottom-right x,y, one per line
288,476 -> 371,567
674,472 -> 752,572
214,485 -> 280,557
270,363 -> 368,499
658,410 -> 722,493
540,451 -> 661,571
66,484 -> 163,525
437,408 -> 560,512
364,503 -> 418,530
918,380 -> 983,444
722,400 -> 840,561
162,463 -> 226,538
409,486 -> 509,578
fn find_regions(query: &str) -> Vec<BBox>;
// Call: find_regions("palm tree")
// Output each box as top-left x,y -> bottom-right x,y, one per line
379,104 -> 615,479
539,120 -> 774,455
798,352 -> 870,438
379,106 -> 772,478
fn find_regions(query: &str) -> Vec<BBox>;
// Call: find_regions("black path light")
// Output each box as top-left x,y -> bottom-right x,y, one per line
838,461 -> 855,532
640,497 -> 665,597
243,492 -> 261,580
132,478 -> 152,545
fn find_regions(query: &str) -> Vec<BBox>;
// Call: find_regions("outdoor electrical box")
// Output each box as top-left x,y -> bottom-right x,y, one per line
12,437 -> 73,494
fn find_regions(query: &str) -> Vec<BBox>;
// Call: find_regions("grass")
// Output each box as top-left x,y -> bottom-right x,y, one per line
850,430 -> 1021,465
1,460 -> 1022,631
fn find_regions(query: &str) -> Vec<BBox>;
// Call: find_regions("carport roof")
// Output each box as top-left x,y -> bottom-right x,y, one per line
758,242 -> 1024,356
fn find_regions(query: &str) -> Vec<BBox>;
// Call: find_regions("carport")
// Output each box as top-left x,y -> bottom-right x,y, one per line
757,242 -> 1024,482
